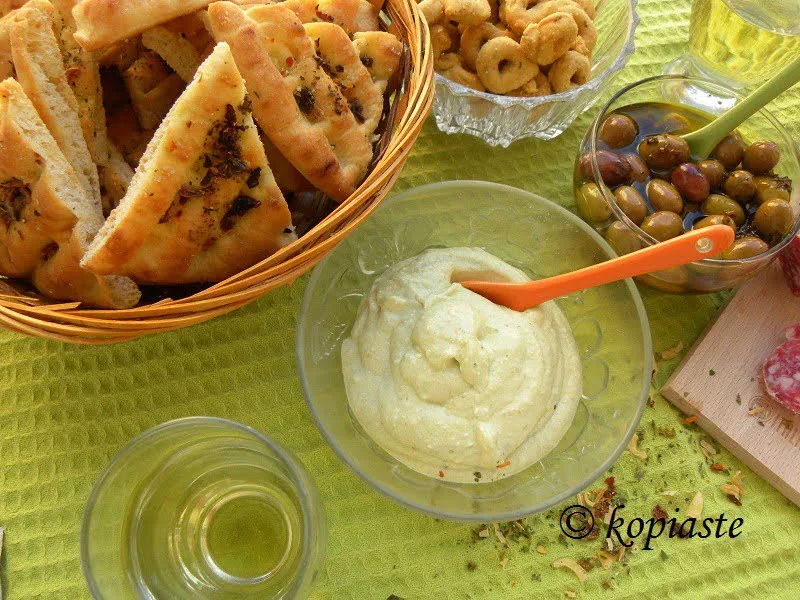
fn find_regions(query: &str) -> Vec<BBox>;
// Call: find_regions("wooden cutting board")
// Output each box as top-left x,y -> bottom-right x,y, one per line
661,261 -> 800,507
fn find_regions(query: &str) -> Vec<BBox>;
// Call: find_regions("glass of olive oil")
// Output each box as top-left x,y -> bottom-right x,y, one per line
665,0 -> 800,87
81,418 -> 325,599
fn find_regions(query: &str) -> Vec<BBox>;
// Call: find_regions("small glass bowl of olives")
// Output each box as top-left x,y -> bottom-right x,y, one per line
573,75 -> 800,294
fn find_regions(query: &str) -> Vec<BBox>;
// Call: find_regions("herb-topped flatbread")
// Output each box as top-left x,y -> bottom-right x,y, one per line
208,1 -> 373,201
82,42 -> 294,283
0,78 -> 140,307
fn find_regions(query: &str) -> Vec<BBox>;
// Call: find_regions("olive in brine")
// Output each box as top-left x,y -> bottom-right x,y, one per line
754,175 -> 791,204
711,131 -> 745,170
753,198 -> 794,239
692,214 -> 737,231
576,182 -> 612,223
701,193 -> 746,226
605,220 -> 642,255
600,114 -> 638,149
637,134 -> 691,170
579,150 -> 632,186
723,170 -> 756,204
721,236 -> 770,260
647,179 -> 684,213
697,159 -> 726,190
613,186 -> 648,225
662,112 -> 692,134
641,211 -> 685,241
671,163 -> 710,203
623,152 -> 650,182
742,140 -> 780,175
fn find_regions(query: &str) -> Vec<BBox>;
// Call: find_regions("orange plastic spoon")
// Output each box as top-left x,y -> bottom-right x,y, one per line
460,225 -> 735,312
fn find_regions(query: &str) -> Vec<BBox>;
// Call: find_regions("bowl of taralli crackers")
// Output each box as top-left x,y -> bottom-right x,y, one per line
425,0 -> 638,146
0,0 -> 432,343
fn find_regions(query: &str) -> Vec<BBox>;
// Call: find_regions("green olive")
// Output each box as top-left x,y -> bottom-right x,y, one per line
692,214 -> 737,231
701,193 -> 746,226
697,159 -> 727,190
647,179 -> 684,213
604,220 -> 642,255
600,114 -> 638,149
576,182 -> 612,223
637,134 -> 691,170
742,140 -> 780,175
711,131 -> 745,171
754,175 -> 792,205
721,236 -> 770,260
613,186 -> 648,225
753,198 -> 794,239
722,170 -> 756,204
640,211 -> 685,241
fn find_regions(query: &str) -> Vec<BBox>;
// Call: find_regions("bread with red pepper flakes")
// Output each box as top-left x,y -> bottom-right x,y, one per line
82,42 -> 293,283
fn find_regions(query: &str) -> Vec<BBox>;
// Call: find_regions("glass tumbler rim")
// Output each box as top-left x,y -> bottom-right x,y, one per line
80,416 -> 325,599
587,73 -> 800,266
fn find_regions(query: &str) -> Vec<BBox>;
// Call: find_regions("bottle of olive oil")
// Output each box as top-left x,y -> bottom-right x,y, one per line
687,0 -> 800,85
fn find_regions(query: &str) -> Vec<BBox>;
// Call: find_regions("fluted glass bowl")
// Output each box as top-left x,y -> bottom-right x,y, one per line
574,75 -> 800,294
296,181 -> 651,521
433,0 -> 639,147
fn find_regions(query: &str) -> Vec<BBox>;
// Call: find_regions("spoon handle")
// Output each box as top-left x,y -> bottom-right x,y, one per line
461,225 -> 735,311
686,53 -> 800,155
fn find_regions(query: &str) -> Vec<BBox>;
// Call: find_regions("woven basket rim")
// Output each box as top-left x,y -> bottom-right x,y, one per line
0,0 -> 434,344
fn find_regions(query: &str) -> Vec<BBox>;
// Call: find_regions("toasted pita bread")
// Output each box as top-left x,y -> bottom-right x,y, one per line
304,22 -> 383,142
106,103 -> 155,167
71,0 -> 214,51
82,42 -> 293,284
0,0 -> 57,80
0,0 -> 27,18
10,4 -> 102,210
50,0 -> 108,165
99,142 -> 133,215
352,31 -> 403,94
260,132 -> 313,193
0,78 -> 140,307
235,0 -> 379,34
142,12 -> 213,81
97,37 -> 143,70
123,50 -> 185,130
209,2 -> 373,201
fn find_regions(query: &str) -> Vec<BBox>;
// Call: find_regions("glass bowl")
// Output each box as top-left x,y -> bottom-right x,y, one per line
81,418 -> 325,599
574,75 -> 800,294
433,0 -> 639,147
296,181 -> 652,521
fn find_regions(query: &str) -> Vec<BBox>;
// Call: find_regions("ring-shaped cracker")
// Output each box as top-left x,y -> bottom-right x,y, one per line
476,36 -> 538,94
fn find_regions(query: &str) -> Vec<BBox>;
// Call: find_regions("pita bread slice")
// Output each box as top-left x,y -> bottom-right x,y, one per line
141,12 -> 213,81
100,141 -> 134,216
234,0 -> 379,35
82,42 -> 293,284
0,0 -> 28,18
304,22 -> 383,142
71,0 -> 214,51
51,0 -> 108,166
123,50 -> 185,130
10,3 -> 102,209
208,2 -> 372,201
0,0 -> 57,80
352,31 -> 403,95
0,78 -> 140,307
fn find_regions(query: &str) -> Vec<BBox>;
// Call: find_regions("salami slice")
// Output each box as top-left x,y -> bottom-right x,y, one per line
762,325 -> 800,413
779,235 -> 800,297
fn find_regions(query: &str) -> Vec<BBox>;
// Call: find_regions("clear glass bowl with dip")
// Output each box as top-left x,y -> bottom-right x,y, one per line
432,0 -> 639,147
574,75 -> 800,294
296,181 -> 652,521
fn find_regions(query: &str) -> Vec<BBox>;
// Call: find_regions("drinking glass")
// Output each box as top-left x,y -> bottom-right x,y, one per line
665,0 -> 800,87
81,418 -> 325,599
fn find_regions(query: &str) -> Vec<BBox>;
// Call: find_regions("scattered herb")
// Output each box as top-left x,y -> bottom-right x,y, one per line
294,86 -> 315,114
220,195 -> 261,231
709,369 -> 716,376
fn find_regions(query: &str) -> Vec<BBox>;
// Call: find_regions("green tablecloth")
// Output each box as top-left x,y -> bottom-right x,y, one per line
3,1 -> 800,598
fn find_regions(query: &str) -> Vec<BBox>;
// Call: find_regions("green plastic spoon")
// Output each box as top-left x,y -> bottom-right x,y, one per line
681,53 -> 800,158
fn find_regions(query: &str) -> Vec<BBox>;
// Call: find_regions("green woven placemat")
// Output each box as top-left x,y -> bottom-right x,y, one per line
3,1 -> 800,598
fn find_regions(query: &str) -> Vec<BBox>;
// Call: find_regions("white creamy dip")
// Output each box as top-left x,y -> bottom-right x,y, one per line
341,247 -> 583,483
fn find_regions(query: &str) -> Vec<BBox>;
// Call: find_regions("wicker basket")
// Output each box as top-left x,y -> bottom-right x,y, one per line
0,0 -> 433,344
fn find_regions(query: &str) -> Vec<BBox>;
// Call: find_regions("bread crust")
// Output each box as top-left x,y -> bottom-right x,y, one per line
82,42 -> 293,283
